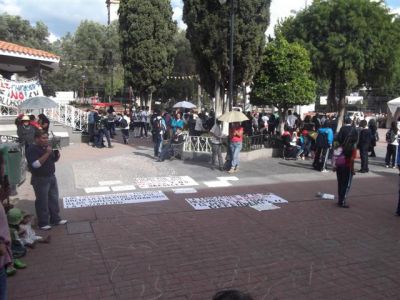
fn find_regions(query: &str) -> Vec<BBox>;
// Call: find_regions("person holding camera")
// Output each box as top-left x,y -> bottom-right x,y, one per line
26,130 -> 67,230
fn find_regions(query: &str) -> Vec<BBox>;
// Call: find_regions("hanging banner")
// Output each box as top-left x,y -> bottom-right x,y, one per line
0,77 -> 43,107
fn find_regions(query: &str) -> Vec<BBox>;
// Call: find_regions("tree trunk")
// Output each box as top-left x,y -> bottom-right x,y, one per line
197,81 -> 202,109
336,68 -> 347,132
214,80 -> 223,118
148,91 -> 152,112
328,71 -> 337,112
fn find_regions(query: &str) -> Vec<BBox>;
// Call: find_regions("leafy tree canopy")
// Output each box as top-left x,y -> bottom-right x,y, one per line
183,0 -> 271,97
250,37 -> 316,113
119,0 -> 177,99
0,13 -> 52,51
279,0 -> 400,116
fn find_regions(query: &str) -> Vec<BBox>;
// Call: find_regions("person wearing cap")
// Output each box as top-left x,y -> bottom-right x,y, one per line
17,115 -> 37,148
25,130 -> 67,230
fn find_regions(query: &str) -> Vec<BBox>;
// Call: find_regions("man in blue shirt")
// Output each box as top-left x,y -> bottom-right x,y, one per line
26,131 -> 67,230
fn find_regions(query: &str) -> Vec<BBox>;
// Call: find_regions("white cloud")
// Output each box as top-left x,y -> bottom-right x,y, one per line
1,0 -> 22,15
47,32 -> 59,43
266,0 -> 312,37
172,5 -> 187,30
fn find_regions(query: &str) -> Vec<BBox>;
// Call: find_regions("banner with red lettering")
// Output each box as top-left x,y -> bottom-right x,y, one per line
0,77 -> 43,107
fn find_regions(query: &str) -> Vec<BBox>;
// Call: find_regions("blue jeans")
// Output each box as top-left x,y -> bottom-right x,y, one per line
230,142 -> 242,169
153,135 -> 163,157
31,175 -> 61,227
0,266 -> 6,300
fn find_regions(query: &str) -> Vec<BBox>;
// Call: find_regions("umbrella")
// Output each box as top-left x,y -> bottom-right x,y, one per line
173,101 -> 196,109
19,96 -> 58,110
218,110 -> 249,123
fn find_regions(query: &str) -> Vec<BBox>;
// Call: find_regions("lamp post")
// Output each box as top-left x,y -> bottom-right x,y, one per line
219,0 -> 234,112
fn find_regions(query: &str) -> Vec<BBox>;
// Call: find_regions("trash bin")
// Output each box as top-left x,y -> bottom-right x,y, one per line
0,143 -> 26,186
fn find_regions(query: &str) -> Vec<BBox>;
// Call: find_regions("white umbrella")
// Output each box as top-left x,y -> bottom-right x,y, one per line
19,96 -> 58,110
173,101 -> 196,109
218,111 -> 249,123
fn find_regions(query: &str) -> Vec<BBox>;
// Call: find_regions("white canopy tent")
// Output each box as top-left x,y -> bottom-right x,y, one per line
387,97 -> 400,114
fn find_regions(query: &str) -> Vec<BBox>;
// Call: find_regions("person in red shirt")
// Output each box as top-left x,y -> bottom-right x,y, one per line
228,122 -> 243,173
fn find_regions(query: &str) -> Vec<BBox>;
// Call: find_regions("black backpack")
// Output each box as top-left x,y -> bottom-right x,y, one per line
316,131 -> 329,148
120,118 -> 128,128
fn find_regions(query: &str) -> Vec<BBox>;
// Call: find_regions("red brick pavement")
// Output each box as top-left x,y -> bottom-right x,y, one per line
7,173 -> 400,300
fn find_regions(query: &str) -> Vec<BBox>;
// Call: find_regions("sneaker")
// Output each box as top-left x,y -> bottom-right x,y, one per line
6,266 -> 16,276
392,166 -> 397,169
321,169 -> 329,173
13,259 -> 27,269
56,220 -> 68,225
386,165 -> 390,168
39,225 -> 52,230
227,168 -> 236,174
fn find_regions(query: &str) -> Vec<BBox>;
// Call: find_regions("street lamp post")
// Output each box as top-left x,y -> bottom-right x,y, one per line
219,0 -> 234,111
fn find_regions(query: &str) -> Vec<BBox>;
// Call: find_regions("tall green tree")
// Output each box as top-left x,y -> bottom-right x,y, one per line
250,37 -> 316,132
280,0 -> 400,129
119,0 -> 177,107
0,13 -> 51,51
153,30 -> 197,104
183,0 -> 270,114
43,21 -> 122,99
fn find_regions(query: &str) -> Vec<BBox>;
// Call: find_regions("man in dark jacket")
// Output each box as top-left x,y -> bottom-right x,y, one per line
25,130 -> 67,230
357,120 -> 371,173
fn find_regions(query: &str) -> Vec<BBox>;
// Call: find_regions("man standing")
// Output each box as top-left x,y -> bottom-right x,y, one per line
121,112 -> 131,144
210,121 -> 224,171
25,131 -> 67,230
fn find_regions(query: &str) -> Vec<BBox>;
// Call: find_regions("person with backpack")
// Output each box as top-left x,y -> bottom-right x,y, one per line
334,117 -> 358,208
357,120 -> 371,173
312,121 -> 333,172
385,121 -> 399,168
120,112 -> 130,145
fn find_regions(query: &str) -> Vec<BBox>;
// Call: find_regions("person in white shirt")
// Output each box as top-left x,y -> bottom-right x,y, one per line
286,110 -> 297,131
121,112 -> 131,144
210,121 -> 225,170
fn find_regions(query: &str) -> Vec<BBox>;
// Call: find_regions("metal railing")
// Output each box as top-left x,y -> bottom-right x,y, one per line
183,135 -> 212,153
44,104 -> 88,132
0,105 -> 18,116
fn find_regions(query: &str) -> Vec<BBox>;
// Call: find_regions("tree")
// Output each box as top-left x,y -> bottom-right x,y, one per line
0,14 -> 51,51
43,21 -> 122,100
153,30 -> 198,104
183,0 -> 270,114
119,0 -> 177,107
250,37 -> 316,133
280,0 -> 400,129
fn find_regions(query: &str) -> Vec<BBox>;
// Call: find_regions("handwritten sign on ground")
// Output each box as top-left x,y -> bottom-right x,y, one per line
172,188 -> 198,194
63,191 -> 168,209
185,193 -> 287,211
135,176 -> 198,189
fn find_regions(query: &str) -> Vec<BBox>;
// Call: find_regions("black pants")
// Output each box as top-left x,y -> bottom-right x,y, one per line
336,165 -> 353,206
88,123 -> 95,143
140,122 -> 147,137
313,147 -> 329,171
385,144 -> 397,166
359,146 -> 369,171
211,143 -> 223,169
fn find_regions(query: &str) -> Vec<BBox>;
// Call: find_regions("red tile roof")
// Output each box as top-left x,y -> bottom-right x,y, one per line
0,40 -> 60,60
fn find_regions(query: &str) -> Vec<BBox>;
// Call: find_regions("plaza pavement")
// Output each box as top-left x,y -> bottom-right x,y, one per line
7,129 -> 400,300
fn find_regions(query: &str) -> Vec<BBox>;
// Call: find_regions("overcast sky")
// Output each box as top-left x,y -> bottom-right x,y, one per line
1,0 -> 400,42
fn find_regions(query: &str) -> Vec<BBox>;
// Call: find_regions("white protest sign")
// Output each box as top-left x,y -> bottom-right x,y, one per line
172,188 -> 198,194
63,191 -> 168,209
185,193 -> 288,211
135,176 -> 198,189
